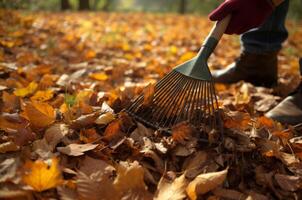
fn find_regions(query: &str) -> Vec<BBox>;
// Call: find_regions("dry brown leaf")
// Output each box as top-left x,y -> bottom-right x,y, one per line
70,112 -> 100,129
0,141 -> 19,153
22,157 -> 62,192
186,168 -> 228,200
154,173 -> 188,200
58,186 -> 78,200
182,151 -> 207,178
212,188 -> 247,200
172,121 -> 194,143
32,138 -> 54,159
57,143 -> 98,156
0,157 -> 19,183
2,91 -> 20,112
114,161 -> 152,199
95,112 -> 115,125
77,171 -> 117,200
79,156 -> 114,176
274,174 -> 301,192
44,123 -> 69,150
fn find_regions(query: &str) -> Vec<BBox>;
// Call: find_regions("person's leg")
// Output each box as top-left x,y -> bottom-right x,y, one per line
212,0 -> 289,87
241,0 -> 289,53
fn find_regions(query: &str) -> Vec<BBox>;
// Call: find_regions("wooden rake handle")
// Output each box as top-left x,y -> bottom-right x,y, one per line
208,14 -> 232,42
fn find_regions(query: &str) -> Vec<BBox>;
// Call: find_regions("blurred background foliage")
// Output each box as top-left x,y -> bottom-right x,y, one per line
0,0 -> 301,19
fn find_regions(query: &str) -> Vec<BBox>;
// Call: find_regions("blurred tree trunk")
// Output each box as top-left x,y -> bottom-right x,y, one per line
61,0 -> 71,10
102,0 -> 111,11
92,0 -> 100,10
179,0 -> 187,14
79,0 -> 90,10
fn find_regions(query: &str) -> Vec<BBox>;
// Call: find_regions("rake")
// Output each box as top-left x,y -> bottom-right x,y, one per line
125,15 -> 231,132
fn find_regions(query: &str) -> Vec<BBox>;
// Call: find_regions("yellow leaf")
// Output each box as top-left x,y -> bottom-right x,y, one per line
22,157 -> 62,192
30,89 -> 54,102
89,73 -> 108,81
24,101 -> 55,128
14,82 -> 38,97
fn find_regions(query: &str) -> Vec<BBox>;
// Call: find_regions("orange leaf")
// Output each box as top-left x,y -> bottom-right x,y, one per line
30,89 -> 54,102
103,119 -> 123,141
143,83 -> 155,107
224,111 -> 251,130
84,49 -> 96,59
257,116 -> 274,128
22,157 -> 62,192
24,101 -> 56,128
172,122 -> 194,143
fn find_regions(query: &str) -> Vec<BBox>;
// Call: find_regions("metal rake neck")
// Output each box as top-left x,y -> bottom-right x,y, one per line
174,37 -> 218,81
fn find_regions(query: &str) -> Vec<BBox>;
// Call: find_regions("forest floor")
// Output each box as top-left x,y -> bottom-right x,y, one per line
1,10 -> 302,200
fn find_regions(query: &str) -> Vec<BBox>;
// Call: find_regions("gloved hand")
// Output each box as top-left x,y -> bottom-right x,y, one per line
209,0 -> 274,35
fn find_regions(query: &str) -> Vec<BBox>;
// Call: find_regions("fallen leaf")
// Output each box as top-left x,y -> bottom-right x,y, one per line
186,168 -> 228,200
14,81 -> 38,97
89,72 -> 108,81
57,143 -> 98,156
213,188 -> 247,200
182,151 -> 208,178
154,173 -> 188,200
79,156 -> 114,176
172,121 -> 194,143
58,186 -> 78,200
257,116 -> 274,128
224,111 -> 251,130
95,112 -> 115,125
30,89 -> 54,102
274,174 -> 301,192
0,141 -> 19,153
22,157 -> 62,192
23,101 -> 56,128
103,119 -> 124,141
2,91 -> 20,112
0,157 -> 19,183
44,123 -> 69,150
114,161 -> 152,199
77,171 -> 117,200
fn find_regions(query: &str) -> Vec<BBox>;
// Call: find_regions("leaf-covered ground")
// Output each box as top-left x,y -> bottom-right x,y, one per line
1,10 -> 302,200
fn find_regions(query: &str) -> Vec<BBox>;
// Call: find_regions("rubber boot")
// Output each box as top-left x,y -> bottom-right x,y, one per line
265,58 -> 302,125
212,51 -> 278,87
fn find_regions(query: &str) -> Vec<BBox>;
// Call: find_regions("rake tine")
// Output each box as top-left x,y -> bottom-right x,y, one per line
144,73 -> 183,119
152,75 -> 186,124
159,76 -> 189,127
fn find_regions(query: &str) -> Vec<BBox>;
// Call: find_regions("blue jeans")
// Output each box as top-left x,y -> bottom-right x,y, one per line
241,0 -> 289,54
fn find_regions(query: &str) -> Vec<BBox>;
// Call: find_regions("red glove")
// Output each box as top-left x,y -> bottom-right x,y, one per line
209,0 -> 274,35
